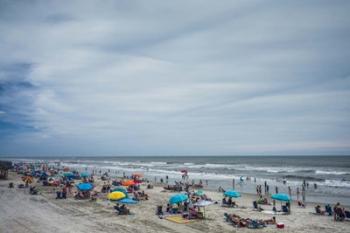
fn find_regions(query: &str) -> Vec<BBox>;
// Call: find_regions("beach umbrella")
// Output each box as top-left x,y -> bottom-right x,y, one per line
194,200 -> 213,218
76,183 -> 93,191
195,190 -> 204,196
108,191 -> 126,201
224,190 -> 241,198
112,186 -> 127,193
169,193 -> 188,204
122,180 -> 135,186
63,172 -> 74,178
112,187 -> 128,197
271,193 -> 290,202
117,198 -> 138,205
80,172 -> 90,178
22,176 -> 33,184
63,167 -> 70,172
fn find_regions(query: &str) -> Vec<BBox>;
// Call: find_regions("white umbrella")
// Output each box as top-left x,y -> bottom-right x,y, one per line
194,200 -> 213,218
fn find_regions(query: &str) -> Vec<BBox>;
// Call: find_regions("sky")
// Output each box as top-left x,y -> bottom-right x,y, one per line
0,0 -> 350,157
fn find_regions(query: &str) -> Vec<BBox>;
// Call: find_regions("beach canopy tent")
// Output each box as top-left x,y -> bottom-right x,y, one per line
224,190 -> 241,198
76,183 -> 94,191
108,191 -> 126,201
169,193 -> 188,204
0,161 -> 12,179
122,180 -> 135,186
117,198 -> 138,205
80,172 -> 90,178
271,193 -> 290,202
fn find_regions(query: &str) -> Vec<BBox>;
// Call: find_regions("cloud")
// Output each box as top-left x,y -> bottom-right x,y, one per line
0,0 -> 350,156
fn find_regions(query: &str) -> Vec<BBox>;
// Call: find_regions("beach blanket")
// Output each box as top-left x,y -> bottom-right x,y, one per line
262,210 -> 287,215
165,215 -> 194,224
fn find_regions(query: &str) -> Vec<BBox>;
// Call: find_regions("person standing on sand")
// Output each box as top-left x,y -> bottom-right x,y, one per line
275,186 -> 279,194
302,185 -> 306,206
259,185 -> 262,195
288,186 -> 292,198
296,187 -> 300,200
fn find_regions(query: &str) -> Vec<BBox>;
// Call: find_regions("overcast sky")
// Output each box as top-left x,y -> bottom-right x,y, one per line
0,0 -> 349,156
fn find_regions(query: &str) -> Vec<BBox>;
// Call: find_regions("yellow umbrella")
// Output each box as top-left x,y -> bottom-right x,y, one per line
108,191 -> 126,201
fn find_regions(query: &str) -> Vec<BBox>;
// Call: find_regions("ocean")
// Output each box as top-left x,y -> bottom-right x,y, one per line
7,155 -> 350,206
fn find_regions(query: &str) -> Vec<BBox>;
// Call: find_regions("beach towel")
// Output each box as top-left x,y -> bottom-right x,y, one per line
262,210 -> 287,215
165,215 -> 194,224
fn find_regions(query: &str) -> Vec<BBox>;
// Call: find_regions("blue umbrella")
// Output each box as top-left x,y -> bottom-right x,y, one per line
76,183 -> 94,191
169,194 -> 188,204
117,198 -> 138,205
80,172 -> 90,178
195,190 -> 204,196
271,193 -> 290,202
224,190 -> 241,198
63,172 -> 74,178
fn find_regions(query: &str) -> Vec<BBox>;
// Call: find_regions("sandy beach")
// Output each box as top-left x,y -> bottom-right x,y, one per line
1,171 -> 349,233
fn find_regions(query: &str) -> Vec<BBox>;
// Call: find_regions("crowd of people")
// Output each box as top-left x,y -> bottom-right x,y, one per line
6,161 -> 350,230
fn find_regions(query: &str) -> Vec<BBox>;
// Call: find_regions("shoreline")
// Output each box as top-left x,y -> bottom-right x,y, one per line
6,156 -> 349,206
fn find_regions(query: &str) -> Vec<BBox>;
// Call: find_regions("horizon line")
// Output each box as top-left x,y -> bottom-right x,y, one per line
1,154 -> 350,158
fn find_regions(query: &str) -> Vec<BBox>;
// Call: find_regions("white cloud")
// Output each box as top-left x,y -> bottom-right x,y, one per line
0,0 -> 350,155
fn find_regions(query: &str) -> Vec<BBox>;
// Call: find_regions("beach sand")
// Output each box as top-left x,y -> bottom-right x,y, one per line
0,172 -> 349,233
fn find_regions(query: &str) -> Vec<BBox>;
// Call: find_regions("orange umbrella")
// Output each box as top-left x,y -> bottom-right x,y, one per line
122,180 -> 135,186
